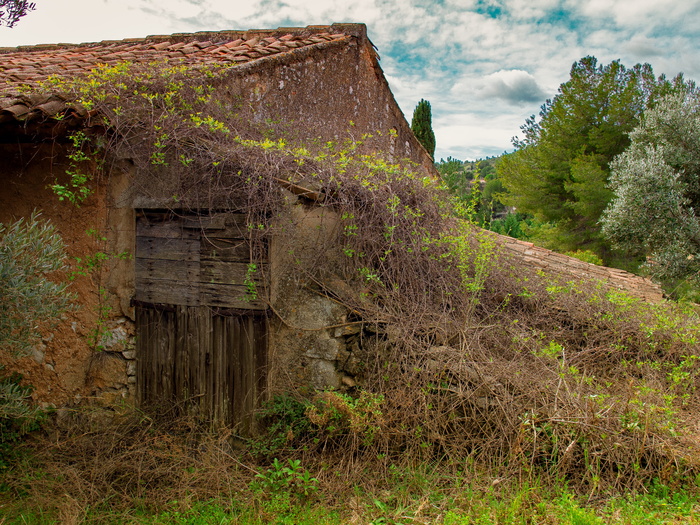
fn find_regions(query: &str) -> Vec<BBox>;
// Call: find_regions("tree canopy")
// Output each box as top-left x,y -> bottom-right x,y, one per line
601,90 -> 700,284
497,56 -> 688,262
0,0 -> 34,28
411,99 -> 436,160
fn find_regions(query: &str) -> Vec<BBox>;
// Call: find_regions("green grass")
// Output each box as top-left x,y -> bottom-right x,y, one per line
0,497 -> 343,525
2,439 -> 699,525
3,481 -> 700,524
139,497 -> 341,525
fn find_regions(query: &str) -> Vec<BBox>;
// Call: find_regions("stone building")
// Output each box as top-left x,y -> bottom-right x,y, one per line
0,24 -> 438,431
0,23 -> 662,432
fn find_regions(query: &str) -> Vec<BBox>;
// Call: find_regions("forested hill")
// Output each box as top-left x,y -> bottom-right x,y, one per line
436,56 -> 700,300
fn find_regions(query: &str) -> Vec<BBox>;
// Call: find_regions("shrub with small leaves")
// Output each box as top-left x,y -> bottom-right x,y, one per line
0,370 -> 46,469
0,212 -> 74,356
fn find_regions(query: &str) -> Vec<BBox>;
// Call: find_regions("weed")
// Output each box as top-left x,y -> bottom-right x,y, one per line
252,458 -> 318,500
243,262 -> 259,302
50,131 -> 101,206
306,390 -> 384,447
252,395 -> 315,456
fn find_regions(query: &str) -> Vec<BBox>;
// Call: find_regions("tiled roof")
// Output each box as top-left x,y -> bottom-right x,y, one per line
498,233 -> 664,302
0,24 -> 357,125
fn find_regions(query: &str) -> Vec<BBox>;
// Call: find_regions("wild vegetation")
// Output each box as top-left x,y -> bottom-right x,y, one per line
496,57 -> 695,266
1,58 -> 700,523
601,91 -> 700,287
440,57 -> 700,297
0,213 -> 71,469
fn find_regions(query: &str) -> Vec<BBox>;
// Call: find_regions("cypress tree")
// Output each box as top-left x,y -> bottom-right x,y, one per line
410,99 -> 436,159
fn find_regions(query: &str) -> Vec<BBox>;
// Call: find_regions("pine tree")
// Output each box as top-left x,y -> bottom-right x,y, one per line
496,57 -> 691,261
411,99 -> 436,159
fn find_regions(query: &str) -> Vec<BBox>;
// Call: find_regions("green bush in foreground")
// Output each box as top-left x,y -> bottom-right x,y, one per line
0,213 -> 69,469
0,212 -> 73,356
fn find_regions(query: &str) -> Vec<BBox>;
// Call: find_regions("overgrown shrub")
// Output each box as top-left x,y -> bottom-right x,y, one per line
0,212 -> 74,355
0,370 -> 45,469
306,390 -> 384,447
0,213 -> 71,468
253,395 -> 315,456
30,60 -> 700,492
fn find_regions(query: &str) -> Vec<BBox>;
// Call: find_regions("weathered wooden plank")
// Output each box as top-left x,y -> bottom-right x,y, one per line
136,305 -> 178,406
158,309 -> 175,401
197,307 -> 211,419
136,303 -> 268,432
137,219 -> 200,240
200,237 -> 250,262
172,306 -> 185,403
135,258 -> 200,282
200,260 -> 266,284
135,286 -> 269,322
135,306 -> 148,404
210,316 -> 223,422
134,278 -> 200,306
181,214 -> 227,230
202,223 -> 249,239
184,306 -> 201,409
255,316 -> 268,412
231,318 -> 243,428
240,316 -> 256,435
200,282 -> 267,309
137,236 -> 201,262
225,213 -> 248,228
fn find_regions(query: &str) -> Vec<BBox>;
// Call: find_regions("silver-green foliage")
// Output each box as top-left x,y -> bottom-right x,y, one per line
602,91 -> 700,282
0,369 -> 45,469
0,212 -> 74,355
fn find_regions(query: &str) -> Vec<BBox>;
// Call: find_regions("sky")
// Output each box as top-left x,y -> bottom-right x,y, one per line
1,0 -> 699,161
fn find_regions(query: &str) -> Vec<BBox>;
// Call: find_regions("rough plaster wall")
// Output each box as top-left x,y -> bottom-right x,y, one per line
103,159 -> 136,319
0,143 -> 135,407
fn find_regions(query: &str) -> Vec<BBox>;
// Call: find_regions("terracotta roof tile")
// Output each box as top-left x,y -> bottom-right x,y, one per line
150,42 -> 171,51
0,25 -> 350,94
0,24 -> 359,130
496,232 -> 664,302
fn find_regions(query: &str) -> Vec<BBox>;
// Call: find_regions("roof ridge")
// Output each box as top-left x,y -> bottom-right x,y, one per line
0,24 -> 364,127
0,23 -> 365,54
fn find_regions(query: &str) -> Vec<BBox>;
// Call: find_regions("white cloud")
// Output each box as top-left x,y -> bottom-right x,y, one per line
622,35 -> 664,59
571,0 -> 700,30
475,69 -> 547,104
504,0 -> 560,20
434,110 -> 533,160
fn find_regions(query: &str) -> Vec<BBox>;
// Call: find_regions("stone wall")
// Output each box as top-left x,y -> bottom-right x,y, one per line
0,142 -> 130,407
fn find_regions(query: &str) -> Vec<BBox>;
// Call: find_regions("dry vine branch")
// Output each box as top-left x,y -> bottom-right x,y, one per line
28,59 -> 700,491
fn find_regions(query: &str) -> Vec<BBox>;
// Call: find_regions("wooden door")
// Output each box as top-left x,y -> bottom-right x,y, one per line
133,210 -> 267,432
135,303 -> 267,432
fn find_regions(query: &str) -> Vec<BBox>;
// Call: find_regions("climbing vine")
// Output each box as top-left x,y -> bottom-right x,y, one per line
29,59 -> 700,489
50,130 -> 102,205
